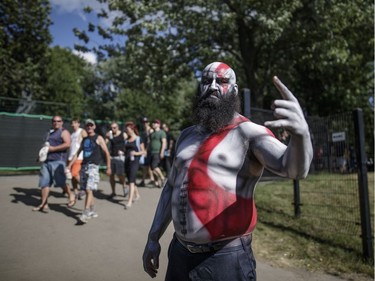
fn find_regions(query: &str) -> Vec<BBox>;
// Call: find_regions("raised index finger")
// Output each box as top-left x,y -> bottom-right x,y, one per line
273,76 -> 298,102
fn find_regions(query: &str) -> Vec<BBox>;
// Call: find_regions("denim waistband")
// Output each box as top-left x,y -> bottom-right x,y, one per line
175,233 -> 252,254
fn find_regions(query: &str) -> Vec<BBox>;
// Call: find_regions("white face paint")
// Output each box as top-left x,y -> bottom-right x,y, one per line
200,62 -> 238,99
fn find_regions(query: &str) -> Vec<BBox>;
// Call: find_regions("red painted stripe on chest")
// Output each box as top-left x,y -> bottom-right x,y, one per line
187,117 -> 256,239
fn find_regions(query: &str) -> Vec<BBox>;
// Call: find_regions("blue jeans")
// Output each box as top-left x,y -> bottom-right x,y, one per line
38,160 -> 66,188
165,234 -> 256,281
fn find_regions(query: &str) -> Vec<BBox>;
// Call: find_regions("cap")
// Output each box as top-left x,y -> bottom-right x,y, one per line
142,117 -> 149,123
85,118 -> 96,126
153,119 -> 161,125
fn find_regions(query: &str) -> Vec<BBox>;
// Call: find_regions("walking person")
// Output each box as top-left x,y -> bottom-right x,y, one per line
68,119 -> 111,223
66,118 -> 87,206
124,121 -> 145,209
33,116 -> 75,212
161,123 -> 175,177
106,121 -> 127,198
149,119 -> 167,187
139,117 -> 155,187
142,62 -> 313,280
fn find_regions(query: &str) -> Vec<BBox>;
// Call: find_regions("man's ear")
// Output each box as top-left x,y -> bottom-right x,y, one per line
233,84 -> 238,96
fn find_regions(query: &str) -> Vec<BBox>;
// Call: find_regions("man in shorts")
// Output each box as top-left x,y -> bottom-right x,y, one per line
66,118 -> 87,206
33,116 -> 74,212
106,121 -> 128,198
149,119 -> 167,187
68,119 -> 111,223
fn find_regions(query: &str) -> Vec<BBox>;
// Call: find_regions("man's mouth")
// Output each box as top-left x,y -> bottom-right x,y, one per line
209,94 -> 219,99
206,90 -> 219,99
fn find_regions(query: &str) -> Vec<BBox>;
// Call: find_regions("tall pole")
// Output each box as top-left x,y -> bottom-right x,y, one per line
353,108 -> 373,260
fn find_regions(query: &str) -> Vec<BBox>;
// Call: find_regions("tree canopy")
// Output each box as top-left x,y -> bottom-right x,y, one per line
0,0 -> 51,100
75,0 -> 373,119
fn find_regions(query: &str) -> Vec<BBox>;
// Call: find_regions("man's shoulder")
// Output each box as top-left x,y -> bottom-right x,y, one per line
154,129 -> 166,137
237,119 -> 276,139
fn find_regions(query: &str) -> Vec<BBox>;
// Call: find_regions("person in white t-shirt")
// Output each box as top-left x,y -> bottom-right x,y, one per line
67,118 -> 87,206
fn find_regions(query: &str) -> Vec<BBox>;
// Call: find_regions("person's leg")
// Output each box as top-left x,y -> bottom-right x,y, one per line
80,164 -> 100,222
79,189 -> 91,223
119,174 -> 128,197
117,158 -> 127,196
109,174 -> 116,194
148,165 -> 155,182
66,183 -> 77,207
40,186 -> 50,207
109,158 -> 117,195
134,184 -> 140,200
126,182 -> 135,208
153,167 -> 165,187
85,189 -> 94,210
150,154 -> 161,187
33,163 -> 51,211
71,160 -> 82,196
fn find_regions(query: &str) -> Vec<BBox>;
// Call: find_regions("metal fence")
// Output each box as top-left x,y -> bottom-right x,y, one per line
0,107 -> 373,258
0,113 -> 115,170
254,109 -> 373,259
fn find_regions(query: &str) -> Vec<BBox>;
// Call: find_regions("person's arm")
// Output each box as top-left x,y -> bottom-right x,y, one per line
160,136 -> 167,159
168,138 -> 174,156
98,135 -> 112,176
49,129 -> 71,152
67,145 -> 82,170
142,179 -> 173,278
260,76 -> 313,179
135,140 -> 146,157
80,128 -> 88,140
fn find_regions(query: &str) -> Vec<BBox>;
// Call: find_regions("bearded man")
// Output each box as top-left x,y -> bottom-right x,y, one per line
142,62 -> 313,281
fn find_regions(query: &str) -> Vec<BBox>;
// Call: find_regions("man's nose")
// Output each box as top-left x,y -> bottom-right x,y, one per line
209,78 -> 218,90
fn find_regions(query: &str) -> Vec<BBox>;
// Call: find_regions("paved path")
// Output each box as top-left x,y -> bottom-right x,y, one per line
0,175 -> 359,281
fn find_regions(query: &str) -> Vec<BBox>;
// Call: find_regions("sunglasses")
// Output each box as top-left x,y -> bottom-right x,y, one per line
111,127 -> 118,129
86,124 -> 94,127
52,120 -> 62,123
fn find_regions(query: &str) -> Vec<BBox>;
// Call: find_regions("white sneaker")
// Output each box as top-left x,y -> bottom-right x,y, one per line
88,211 -> 98,218
79,211 -> 90,223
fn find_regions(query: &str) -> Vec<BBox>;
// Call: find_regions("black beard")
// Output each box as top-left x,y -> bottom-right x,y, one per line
192,91 -> 240,133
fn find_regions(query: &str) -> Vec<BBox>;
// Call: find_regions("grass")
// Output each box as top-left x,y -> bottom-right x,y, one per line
252,172 -> 374,279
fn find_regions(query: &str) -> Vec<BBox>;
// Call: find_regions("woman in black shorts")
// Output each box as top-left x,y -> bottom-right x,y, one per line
124,121 -> 146,209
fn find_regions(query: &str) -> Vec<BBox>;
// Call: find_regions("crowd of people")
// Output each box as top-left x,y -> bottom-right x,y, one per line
33,115 -> 175,223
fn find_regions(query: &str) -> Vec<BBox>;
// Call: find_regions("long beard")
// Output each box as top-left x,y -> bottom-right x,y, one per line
192,91 -> 240,133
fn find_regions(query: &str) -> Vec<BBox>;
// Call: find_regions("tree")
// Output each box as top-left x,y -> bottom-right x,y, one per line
44,47 -> 93,117
75,0 -> 373,118
0,0 -> 51,101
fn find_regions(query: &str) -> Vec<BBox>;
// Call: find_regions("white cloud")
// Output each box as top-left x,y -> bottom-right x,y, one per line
50,0 -> 91,14
50,0 -> 112,25
72,50 -> 97,64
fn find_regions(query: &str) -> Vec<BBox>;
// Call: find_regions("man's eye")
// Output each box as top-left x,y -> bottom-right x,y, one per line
217,78 -> 229,84
202,78 -> 212,84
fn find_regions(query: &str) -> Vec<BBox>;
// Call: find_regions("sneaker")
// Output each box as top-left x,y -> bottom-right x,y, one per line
123,187 -> 129,197
88,211 -> 98,218
138,180 -> 145,187
79,211 -> 90,223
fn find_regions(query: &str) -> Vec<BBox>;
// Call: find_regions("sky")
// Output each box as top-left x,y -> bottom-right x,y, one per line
49,0 -> 108,64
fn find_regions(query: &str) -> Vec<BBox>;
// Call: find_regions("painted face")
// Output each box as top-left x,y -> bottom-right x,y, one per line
199,62 -> 237,99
